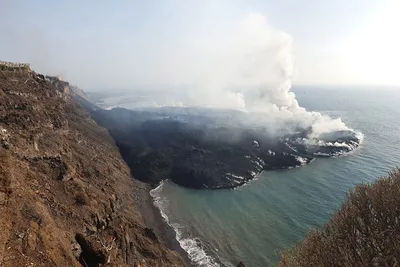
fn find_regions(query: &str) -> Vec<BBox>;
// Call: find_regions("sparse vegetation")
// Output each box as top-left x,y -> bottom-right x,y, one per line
0,68 -> 184,266
279,169 -> 400,267
0,61 -> 30,72
75,191 -> 88,206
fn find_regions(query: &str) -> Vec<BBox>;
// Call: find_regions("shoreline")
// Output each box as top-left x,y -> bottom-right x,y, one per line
137,182 -> 194,266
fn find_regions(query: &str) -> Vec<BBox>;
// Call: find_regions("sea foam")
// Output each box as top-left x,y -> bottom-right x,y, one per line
150,182 -> 221,267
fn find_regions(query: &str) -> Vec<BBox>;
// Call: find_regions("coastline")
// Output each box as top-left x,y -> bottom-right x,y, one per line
136,181 -> 194,266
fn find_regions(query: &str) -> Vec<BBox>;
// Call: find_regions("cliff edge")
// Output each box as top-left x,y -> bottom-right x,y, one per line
0,67 -> 184,266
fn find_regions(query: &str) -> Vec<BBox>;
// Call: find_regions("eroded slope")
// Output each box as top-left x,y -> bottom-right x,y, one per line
0,70 -> 184,267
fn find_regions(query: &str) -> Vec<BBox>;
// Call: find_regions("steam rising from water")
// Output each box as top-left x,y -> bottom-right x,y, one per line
131,13 -> 364,266
188,12 -> 356,139
103,12 -> 360,141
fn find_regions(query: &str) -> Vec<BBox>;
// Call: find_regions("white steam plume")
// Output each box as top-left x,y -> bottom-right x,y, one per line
106,12 -> 357,140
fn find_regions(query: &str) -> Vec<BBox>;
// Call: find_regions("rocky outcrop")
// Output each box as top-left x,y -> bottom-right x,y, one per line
0,70 -> 184,266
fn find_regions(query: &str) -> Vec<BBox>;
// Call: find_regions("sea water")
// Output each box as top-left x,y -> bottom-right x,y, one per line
150,86 -> 400,266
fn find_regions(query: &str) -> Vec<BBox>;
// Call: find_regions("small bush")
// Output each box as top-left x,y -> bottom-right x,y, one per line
75,191 -> 88,206
279,169 -> 400,267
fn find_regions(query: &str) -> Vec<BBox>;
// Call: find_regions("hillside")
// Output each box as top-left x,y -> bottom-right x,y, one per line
0,67 -> 184,266
279,169 -> 400,266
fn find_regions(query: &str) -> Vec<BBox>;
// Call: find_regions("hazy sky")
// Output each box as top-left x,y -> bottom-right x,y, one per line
1,0 -> 399,90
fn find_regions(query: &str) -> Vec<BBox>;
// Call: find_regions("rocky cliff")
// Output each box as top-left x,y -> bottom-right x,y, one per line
0,69 -> 184,266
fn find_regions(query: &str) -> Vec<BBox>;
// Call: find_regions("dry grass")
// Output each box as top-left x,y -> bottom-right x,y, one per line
279,169 -> 400,267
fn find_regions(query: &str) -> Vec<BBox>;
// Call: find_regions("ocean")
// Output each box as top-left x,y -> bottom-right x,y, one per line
148,86 -> 400,266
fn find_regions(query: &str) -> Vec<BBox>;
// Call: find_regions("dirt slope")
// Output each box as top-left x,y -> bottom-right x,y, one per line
0,69 -> 184,267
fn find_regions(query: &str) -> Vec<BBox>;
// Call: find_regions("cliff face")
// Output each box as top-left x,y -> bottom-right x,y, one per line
0,70 -> 184,266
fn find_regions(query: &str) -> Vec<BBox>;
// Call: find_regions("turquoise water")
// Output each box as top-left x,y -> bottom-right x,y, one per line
151,86 -> 400,266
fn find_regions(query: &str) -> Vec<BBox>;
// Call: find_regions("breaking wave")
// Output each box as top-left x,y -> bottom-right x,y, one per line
150,182 -> 221,267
